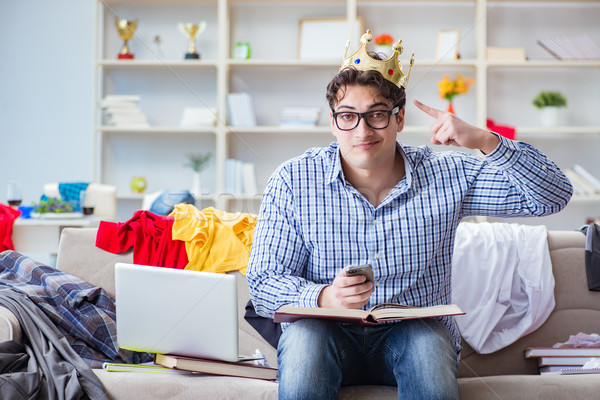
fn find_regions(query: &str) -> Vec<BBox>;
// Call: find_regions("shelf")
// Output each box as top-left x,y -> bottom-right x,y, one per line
570,194 -> 600,202
96,126 -> 218,134
225,58 -> 477,68
94,0 -> 600,225
228,59 -> 339,67
226,126 -> 330,134
97,60 -> 219,68
516,126 -> 600,136
487,60 -> 600,68
117,193 -> 219,202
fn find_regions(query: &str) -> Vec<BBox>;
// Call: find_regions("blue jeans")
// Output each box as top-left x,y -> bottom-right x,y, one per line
277,318 -> 459,400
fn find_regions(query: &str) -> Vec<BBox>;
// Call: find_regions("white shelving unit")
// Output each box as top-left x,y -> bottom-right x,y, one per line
93,0 -> 600,227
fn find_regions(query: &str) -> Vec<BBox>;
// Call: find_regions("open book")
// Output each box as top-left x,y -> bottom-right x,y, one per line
274,303 -> 464,326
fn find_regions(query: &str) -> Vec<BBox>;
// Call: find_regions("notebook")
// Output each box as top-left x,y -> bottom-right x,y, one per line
114,262 -> 241,362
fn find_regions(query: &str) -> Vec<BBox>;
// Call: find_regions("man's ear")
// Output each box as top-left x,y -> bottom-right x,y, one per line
396,108 -> 406,131
330,111 -> 336,136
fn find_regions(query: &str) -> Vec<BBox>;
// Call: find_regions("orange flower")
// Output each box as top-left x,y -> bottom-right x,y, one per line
437,74 -> 474,102
374,34 -> 394,46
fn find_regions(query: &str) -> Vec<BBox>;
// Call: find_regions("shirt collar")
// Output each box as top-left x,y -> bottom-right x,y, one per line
325,142 -> 343,185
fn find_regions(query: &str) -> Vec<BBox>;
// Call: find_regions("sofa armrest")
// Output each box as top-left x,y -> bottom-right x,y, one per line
0,306 -> 22,343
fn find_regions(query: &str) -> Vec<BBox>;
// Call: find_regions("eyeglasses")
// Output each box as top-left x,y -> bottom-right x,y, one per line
332,106 -> 400,131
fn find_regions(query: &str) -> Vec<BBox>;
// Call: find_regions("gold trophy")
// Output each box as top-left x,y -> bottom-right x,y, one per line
178,22 -> 207,59
116,18 -> 138,59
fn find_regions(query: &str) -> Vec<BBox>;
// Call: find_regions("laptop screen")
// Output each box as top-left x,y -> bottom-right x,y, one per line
114,262 -> 239,362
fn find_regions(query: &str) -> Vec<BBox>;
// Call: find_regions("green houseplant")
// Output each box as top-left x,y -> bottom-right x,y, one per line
532,91 -> 567,127
184,152 -> 212,196
532,91 -> 567,109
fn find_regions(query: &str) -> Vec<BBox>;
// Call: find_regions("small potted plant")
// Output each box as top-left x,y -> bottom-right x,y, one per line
532,91 -> 567,127
184,152 -> 212,196
437,74 -> 474,114
374,33 -> 395,57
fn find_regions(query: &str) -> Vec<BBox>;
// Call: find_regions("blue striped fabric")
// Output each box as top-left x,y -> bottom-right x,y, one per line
58,182 -> 89,203
247,135 -> 573,349
0,250 -> 153,367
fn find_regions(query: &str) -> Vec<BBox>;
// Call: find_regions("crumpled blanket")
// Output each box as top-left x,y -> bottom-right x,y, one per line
0,250 -> 152,367
0,292 -> 108,400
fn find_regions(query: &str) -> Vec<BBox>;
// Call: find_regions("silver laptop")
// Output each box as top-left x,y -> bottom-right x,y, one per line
115,262 -> 240,362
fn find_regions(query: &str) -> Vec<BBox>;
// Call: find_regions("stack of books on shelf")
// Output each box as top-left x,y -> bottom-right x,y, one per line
225,158 -> 258,197
563,164 -> 600,197
279,106 -> 321,129
227,92 -> 257,127
525,346 -> 600,375
537,33 -> 600,61
102,95 -> 149,128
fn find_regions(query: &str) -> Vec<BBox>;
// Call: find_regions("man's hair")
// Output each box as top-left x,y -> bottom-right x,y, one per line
326,63 -> 406,111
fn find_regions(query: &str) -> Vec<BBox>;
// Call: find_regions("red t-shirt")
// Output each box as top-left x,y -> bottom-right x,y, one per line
0,203 -> 20,252
95,210 -> 188,269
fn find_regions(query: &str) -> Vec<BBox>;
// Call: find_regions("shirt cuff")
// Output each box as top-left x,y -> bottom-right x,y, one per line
298,283 -> 329,308
484,131 -> 521,170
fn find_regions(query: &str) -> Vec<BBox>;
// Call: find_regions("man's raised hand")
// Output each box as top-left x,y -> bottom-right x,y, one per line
413,99 -> 500,154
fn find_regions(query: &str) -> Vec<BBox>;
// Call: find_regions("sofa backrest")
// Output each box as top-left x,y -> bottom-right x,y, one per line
458,230 -> 600,377
55,228 -> 131,299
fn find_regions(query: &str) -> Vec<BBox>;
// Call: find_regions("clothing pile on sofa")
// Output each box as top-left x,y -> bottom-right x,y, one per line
96,205 -> 257,274
0,250 -> 151,399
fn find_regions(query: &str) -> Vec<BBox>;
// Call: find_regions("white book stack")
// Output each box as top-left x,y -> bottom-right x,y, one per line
564,165 -> 600,197
102,95 -> 149,128
280,106 -> 321,128
225,158 -> 258,196
537,33 -> 600,61
227,93 -> 257,127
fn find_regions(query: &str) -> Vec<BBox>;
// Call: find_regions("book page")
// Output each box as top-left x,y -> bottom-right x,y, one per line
370,304 -> 464,320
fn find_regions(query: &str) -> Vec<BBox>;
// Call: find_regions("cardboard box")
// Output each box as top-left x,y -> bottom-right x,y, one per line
486,47 -> 526,61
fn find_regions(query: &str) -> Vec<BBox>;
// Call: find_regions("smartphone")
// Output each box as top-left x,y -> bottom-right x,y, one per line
345,264 -> 374,283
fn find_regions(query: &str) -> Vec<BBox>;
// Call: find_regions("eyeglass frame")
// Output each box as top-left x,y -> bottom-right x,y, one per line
331,106 -> 400,131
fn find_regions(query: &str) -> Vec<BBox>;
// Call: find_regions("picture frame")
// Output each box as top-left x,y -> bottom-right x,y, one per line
298,17 -> 364,60
436,29 -> 460,61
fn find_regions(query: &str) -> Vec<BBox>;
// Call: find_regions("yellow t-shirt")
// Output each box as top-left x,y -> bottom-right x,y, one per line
169,204 -> 257,274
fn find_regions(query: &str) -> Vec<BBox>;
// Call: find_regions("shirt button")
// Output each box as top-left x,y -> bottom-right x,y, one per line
375,253 -> 381,259
373,219 -> 378,225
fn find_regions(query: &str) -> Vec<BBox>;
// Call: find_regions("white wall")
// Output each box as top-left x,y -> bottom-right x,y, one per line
0,0 -> 94,206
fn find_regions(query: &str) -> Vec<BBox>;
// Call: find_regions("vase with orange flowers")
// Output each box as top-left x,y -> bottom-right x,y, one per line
437,74 -> 474,114
374,33 -> 394,57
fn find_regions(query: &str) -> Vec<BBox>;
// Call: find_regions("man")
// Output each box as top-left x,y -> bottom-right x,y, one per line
246,31 -> 572,399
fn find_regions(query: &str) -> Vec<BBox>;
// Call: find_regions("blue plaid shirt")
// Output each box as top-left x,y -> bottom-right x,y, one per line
247,135 -> 572,348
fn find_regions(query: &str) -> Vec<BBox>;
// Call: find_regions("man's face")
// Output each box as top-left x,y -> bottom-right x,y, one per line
330,84 -> 404,173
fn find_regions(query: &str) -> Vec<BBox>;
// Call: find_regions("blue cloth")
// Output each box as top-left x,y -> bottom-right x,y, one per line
247,136 -> 573,350
149,189 -> 195,215
0,250 -> 153,367
59,182 -> 89,212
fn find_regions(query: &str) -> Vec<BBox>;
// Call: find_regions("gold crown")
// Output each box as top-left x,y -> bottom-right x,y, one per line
341,30 -> 414,89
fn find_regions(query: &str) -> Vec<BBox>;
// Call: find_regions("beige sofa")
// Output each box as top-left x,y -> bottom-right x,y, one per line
2,227 -> 600,399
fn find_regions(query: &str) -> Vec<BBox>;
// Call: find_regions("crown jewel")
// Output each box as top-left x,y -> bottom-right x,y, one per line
341,30 -> 414,88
